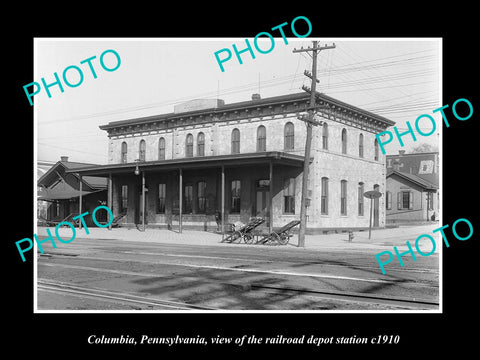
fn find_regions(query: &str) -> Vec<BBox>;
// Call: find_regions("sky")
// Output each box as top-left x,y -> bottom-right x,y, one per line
35,38 -> 441,165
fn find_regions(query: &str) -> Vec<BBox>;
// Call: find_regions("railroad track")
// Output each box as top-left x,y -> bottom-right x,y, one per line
244,283 -> 439,310
38,253 -> 439,311
37,279 -> 218,311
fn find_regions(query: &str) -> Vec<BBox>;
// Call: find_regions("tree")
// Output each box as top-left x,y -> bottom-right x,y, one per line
410,143 -> 438,153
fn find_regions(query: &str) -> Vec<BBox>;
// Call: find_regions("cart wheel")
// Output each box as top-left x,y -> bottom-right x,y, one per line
243,233 -> 254,244
277,232 -> 289,245
232,231 -> 243,243
268,233 -> 280,245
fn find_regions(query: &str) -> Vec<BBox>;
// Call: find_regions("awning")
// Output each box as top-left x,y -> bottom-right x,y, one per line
37,187 -> 104,201
65,151 -> 310,177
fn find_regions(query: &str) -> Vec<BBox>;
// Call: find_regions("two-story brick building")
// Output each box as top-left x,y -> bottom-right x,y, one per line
67,92 -> 395,233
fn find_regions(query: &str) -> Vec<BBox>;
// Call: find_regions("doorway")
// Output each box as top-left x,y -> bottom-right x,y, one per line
135,189 -> 148,225
255,179 -> 270,226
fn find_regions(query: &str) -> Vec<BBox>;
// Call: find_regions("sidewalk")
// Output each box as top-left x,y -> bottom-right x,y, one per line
37,222 -> 442,253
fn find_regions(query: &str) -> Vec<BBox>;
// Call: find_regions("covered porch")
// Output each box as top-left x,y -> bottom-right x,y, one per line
66,151 -> 307,234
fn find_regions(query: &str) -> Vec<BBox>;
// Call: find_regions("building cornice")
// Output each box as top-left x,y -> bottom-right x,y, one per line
100,92 -> 395,137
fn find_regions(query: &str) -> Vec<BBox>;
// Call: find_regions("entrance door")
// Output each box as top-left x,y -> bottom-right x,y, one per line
373,184 -> 380,227
255,179 -> 270,225
135,190 -> 148,225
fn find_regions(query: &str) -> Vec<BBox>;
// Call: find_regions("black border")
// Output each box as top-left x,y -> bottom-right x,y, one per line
8,5 -> 478,356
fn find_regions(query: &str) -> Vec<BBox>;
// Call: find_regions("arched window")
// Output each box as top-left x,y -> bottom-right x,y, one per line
284,122 -> 294,150
197,181 -> 207,213
322,123 -> 328,150
121,141 -> 127,163
197,132 -> 205,156
374,138 -> 379,161
158,137 -> 165,160
341,129 -> 347,154
231,128 -> 240,154
321,177 -> 329,215
341,180 -> 347,215
359,133 -> 364,158
139,139 -> 146,161
257,125 -> 266,152
358,182 -> 364,216
186,133 -> 193,157
231,180 -> 241,213
386,191 -> 392,210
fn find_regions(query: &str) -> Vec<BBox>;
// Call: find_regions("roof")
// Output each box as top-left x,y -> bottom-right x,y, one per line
386,152 -> 439,187
65,151 -> 308,177
38,186 -> 104,201
99,92 -> 395,131
387,169 -> 438,190
38,160 -> 107,190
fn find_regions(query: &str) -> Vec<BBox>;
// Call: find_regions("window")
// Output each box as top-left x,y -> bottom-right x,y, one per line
341,180 -> 347,215
121,142 -> 127,164
321,177 -> 329,215
359,134 -> 364,158
139,139 -> 146,161
120,185 -> 128,214
54,202 -> 60,217
158,137 -> 165,160
231,180 -> 241,213
322,123 -> 328,150
341,129 -> 347,154
197,132 -> 205,157
398,191 -> 413,210
197,181 -> 207,213
184,184 -> 193,213
358,182 -> 364,216
231,128 -> 240,154
283,178 -> 295,214
386,191 -> 392,210
374,138 -> 379,161
157,183 -> 166,213
256,125 -> 266,152
186,134 -> 193,157
284,122 -> 294,150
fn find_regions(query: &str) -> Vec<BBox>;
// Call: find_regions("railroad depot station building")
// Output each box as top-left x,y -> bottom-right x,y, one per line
65,92 -> 395,233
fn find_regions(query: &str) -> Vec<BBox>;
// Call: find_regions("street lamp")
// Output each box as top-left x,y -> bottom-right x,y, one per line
134,159 -> 140,176
134,158 -> 146,231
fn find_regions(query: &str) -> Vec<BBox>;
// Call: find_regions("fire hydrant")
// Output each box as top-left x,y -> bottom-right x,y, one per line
348,231 -> 354,242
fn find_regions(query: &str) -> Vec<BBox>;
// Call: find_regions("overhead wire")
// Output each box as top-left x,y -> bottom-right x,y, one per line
38,45 -> 440,160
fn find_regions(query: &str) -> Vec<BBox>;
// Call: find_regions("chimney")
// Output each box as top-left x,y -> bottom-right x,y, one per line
398,150 -> 405,155
60,156 -> 69,162
251,93 -> 261,101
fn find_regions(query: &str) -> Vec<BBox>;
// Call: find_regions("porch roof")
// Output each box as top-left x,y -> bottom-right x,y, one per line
65,151 -> 309,177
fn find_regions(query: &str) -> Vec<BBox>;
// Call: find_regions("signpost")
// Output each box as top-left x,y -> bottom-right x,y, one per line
363,190 -> 382,239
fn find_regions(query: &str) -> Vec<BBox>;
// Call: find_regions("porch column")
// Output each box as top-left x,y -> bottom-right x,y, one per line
269,160 -> 273,234
179,168 -> 183,233
108,173 -> 112,230
78,174 -> 83,230
221,165 -> 225,234
142,171 -> 146,232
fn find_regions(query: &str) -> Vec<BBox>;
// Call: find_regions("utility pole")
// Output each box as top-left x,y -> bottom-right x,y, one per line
293,41 -> 335,247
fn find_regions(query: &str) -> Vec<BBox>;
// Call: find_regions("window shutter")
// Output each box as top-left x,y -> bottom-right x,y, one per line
409,192 -> 414,210
397,192 -> 402,210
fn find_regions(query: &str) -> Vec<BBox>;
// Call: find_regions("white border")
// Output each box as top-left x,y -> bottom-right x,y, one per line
33,37 -> 443,314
